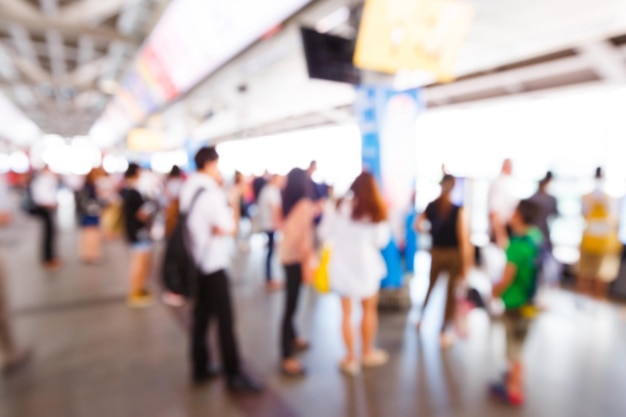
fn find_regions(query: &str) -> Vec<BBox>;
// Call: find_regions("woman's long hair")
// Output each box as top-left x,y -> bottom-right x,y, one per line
350,172 -> 387,223
282,168 -> 310,218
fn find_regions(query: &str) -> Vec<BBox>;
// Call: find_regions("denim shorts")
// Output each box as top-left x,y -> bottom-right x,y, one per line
130,240 -> 153,252
80,215 -> 100,227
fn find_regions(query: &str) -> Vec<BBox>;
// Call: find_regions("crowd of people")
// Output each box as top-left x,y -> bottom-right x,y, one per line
0,150 -> 623,406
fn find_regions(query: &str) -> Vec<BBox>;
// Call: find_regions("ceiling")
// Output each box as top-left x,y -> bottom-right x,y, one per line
0,0 -> 169,139
177,0 -> 626,144
1,0 -> 626,147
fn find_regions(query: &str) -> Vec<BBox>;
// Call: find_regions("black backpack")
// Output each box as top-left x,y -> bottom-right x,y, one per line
161,188 -> 205,297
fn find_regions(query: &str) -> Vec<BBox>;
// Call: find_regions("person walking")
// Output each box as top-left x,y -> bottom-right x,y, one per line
416,174 -> 473,348
257,174 -> 284,290
488,159 -> 518,249
279,168 -> 316,377
31,165 -> 61,270
490,200 -> 543,406
528,171 -> 558,252
77,168 -> 104,264
578,167 -> 620,299
180,146 -> 261,393
319,172 -> 391,375
120,163 -> 155,308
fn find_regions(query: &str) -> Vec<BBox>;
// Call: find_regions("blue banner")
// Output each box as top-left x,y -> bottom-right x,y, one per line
355,85 -> 422,288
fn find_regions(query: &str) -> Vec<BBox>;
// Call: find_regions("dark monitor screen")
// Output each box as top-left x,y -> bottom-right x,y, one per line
300,27 -> 361,84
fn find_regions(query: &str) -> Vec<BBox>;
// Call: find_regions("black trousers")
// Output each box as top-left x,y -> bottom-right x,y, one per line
282,263 -> 303,359
191,269 -> 241,377
32,207 -> 55,263
265,231 -> 275,282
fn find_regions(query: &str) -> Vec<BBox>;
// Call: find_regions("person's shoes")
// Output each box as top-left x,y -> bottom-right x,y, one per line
227,373 -> 263,393
281,358 -> 307,378
293,339 -> 310,353
192,365 -> 222,385
490,382 -> 525,406
362,350 -> 389,368
44,259 -> 62,271
265,281 -> 284,291
2,349 -> 32,375
161,291 -> 186,307
339,359 -> 361,376
127,290 -> 154,308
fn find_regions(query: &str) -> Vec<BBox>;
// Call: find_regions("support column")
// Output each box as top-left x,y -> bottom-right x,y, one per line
355,85 -> 423,297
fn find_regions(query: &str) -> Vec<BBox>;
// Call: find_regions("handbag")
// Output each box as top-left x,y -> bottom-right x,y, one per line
313,245 -> 331,294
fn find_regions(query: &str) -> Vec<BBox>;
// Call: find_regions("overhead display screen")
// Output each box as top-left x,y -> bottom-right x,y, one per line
301,27 -> 361,84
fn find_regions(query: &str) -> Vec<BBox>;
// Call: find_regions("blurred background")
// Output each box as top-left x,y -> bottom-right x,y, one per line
1,0 -> 626,416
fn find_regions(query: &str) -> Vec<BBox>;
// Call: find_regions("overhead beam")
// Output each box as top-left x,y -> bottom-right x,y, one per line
0,42 -> 18,80
67,56 -> 108,87
424,56 -> 591,103
39,0 -> 67,81
0,0 -> 41,21
77,37 -> 95,66
7,23 -> 39,63
0,4 -> 138,45
59,0 -> 131,25
578,41 -> 626,83
24,40 -> 81,62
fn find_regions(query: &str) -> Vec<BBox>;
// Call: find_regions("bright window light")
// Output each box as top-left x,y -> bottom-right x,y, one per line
150,150 -> 188,174
103,155 -> 129,174
0,153 -> 9,174
9,151 -> 29,173
218,124 -> 361,194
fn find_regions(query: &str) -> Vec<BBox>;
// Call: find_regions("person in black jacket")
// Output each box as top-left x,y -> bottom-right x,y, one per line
415,175 -> 473,348
120,163 -> 155,308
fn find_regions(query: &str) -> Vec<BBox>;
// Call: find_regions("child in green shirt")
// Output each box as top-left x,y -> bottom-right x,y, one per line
491,199 -> 542,406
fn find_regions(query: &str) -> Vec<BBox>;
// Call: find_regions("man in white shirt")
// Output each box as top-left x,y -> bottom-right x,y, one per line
257,174 -> 283,290
488,159 -> 519,248
179,146 -> 261,393
31,166 -> 61,269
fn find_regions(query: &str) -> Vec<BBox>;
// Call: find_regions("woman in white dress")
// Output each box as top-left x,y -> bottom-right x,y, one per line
319,172 -> 391,375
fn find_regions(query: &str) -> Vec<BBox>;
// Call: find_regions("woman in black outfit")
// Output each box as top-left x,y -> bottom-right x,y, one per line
415,175 -> 472,348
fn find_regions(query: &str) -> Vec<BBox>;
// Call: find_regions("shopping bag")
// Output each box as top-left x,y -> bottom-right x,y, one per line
313,245 -> 331,294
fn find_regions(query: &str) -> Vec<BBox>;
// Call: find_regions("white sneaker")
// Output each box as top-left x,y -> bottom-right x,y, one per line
339,360 -> 361,376
362,350 -> 389,368
161,292 -> 185,307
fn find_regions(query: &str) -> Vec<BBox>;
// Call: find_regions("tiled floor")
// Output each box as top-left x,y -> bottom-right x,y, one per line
1,215 -> 626,417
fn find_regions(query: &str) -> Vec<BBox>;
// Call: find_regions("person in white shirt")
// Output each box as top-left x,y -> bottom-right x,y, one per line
31,166 -> 61,269
179,146 -> 261,393
318,172 -> 391,375
257,174 -> 284,290
488,159 -> 519,249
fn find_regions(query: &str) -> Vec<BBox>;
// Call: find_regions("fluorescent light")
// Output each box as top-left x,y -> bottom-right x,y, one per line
316,6 -> 350,33
9,151 -> 29,173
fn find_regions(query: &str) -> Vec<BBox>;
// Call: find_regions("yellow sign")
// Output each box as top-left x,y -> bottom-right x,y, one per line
353,0 -> 474,82
127,128 -> 164,152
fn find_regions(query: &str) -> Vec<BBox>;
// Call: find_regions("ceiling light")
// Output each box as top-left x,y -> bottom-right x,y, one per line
316,6 -> 350,34
99,79 -> 120,95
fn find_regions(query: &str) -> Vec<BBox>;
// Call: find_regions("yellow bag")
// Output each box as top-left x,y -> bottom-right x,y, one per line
313,245 -> 331,294
520,304 -> 539,319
